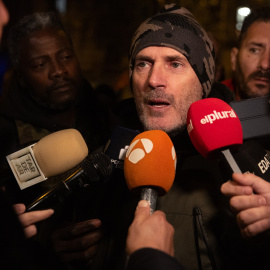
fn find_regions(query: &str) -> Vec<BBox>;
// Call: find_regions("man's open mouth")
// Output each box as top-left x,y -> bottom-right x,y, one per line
148,99 -> 170,107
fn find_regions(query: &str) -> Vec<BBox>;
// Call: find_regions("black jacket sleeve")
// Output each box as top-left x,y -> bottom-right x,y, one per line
126,248 -> 185,270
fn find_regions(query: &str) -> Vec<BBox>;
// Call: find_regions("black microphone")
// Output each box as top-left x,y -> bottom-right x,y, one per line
26,126 -> 139,210
27,152 -> 112,211
220,140 -> 270,182
104,126 -> 140,171
230,95 -> 270,143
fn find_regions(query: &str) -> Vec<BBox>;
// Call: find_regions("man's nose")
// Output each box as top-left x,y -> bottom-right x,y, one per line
49,60 -> 68,79
259,49 -> 270,70
148,63 -> 167,89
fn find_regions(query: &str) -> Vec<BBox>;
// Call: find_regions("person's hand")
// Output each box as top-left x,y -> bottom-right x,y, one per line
221,173 -> 270,237
126,200 -> 174,256
51,219 -> 103,265
13,203 -> 54,238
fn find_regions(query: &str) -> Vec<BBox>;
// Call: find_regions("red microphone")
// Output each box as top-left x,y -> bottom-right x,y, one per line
124,130 -> 176,213
187,98 -> 243,173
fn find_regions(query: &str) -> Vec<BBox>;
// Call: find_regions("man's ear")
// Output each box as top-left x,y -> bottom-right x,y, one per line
230,47 -> 238,72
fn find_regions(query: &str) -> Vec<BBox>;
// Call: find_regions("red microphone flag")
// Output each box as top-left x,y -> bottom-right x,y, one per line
187,98 -> 243,159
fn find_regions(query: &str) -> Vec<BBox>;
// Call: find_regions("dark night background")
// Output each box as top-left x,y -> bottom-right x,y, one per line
1,0 -> 269,98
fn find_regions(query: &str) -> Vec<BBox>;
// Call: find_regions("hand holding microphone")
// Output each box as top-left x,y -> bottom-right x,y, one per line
51,219 -> 103,265
12,203 -> 54,239
221,173 -> 270,238
187,98 -> 270,238
4,128 -> 113,210
48,127 -> 140,267
126,200 -> 174,257
187,98 -> 270,180
3,128 -> 112,269
124,130 -> 176,214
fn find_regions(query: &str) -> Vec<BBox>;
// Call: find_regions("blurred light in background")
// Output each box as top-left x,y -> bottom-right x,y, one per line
56,0 -> 67,14
236,6 -> 251,30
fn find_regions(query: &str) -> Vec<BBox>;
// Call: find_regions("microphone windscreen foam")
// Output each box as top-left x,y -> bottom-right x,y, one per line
124,130 -> 176,195
187,98 -> 243,159
33,129 -> 88,177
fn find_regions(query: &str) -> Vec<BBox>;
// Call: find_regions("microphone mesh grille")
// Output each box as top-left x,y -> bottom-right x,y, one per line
81,152 -> 112,181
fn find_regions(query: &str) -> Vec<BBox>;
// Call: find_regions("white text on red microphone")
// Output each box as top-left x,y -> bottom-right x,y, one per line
200,110 -> 237,124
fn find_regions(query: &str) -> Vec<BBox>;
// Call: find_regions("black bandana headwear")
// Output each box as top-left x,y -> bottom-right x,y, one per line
129,4 -> 215,98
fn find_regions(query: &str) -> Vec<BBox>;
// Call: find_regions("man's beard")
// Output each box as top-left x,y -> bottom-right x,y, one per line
138,108 -> 186,138
135,90 -> 188,138
26,80 -> 82,111
29,92 -> 77,111
166,124 -> 187,138
235,62 -> 270,99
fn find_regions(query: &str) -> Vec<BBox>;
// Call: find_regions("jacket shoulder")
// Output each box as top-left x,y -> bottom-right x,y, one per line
208,82 -> 235,104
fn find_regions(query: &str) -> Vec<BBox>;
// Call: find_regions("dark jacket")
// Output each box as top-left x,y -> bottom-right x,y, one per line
88,83 -> 270,270
0,190 -> 65,270
0,76 -> 112,205
127,248 -> 185,270
0,75 -> 115,269
0,76 -> 111,157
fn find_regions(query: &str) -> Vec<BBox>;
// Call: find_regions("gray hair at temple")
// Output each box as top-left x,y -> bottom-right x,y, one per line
8,11 -> 73,70
129,4 -> 215,98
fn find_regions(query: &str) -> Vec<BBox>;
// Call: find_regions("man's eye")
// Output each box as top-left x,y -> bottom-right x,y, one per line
32,62 -> 46,70
249,47 -> 260,54
61,54 -> 73,61
171,62 -> 181,68
137,61 -> 148,68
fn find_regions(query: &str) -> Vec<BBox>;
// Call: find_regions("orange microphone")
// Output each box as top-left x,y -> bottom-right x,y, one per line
124,130 -> 177,213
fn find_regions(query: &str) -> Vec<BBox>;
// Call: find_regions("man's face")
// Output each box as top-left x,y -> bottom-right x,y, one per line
18,28 -> 83,110
0,0 -> 9,39
231,21 -> 270,99
132,46 -> 203,136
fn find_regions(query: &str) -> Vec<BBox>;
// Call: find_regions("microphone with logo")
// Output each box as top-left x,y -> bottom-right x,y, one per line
124,130 -> 176,214
187,98 -> 243,173
187,98 -> 270,183
103,126 -> 140,172
4,129 -> 112,210
220,140 -> 270,182
5,129 -> 89,190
